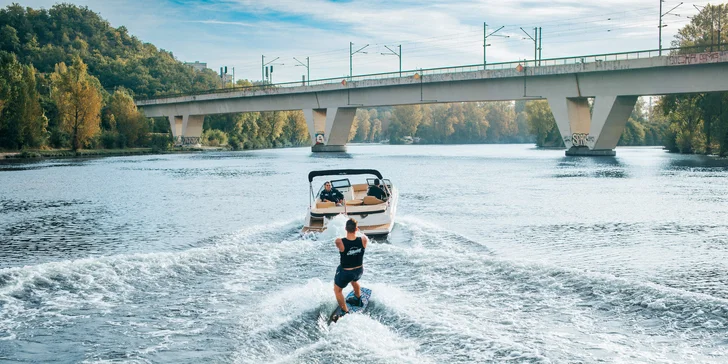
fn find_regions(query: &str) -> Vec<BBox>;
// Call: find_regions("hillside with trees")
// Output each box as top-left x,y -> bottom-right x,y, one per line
0,3 -> 311,152
1,3 -> 724,154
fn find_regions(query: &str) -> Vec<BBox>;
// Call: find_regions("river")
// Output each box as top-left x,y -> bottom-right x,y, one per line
1,144 -> 727,363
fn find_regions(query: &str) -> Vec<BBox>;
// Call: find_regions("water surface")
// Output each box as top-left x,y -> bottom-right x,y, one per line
1,145 -> 727,363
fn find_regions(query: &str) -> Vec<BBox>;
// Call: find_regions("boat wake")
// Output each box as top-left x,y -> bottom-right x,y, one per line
0,216 -> 726,363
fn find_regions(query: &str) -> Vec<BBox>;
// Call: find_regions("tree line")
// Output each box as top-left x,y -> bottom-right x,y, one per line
1,3 -> 726,155
660,4 -> 728,156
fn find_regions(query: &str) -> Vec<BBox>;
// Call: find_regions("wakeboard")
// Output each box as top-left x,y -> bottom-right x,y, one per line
328,287 -> 372,324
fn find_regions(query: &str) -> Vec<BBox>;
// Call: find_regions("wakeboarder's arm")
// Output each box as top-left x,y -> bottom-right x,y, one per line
362,236 -> 368,249
335,238 -> 344,252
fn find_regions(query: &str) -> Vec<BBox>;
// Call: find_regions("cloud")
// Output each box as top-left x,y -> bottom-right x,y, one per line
0,0 -> 701,83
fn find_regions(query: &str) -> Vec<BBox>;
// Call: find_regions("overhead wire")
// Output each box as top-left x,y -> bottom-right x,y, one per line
229,0 -> 710,80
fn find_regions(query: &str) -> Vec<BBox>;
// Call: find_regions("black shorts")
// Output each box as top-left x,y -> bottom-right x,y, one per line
334,265 -> 363,288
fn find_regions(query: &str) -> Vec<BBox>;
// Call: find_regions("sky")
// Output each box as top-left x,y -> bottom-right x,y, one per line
0,0 -> 715,83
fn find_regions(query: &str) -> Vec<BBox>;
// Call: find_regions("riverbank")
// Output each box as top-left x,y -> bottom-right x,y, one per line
0,147 -> 214,160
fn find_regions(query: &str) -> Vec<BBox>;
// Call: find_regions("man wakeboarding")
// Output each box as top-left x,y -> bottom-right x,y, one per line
333,218 -> 368,319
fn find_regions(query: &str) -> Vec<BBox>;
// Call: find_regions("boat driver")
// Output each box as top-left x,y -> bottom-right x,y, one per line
320,181 -> 345,206
366,179 -> 388,201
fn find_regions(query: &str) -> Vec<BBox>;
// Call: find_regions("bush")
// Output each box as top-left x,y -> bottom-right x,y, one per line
100,131 -> 118,149
201,129 -> 228,147
228,135 -> 242,150
49,128 -> 71,149
148,133 -> 172,152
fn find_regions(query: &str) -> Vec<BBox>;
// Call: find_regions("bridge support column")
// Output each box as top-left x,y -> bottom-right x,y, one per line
548,96 -> 637,156
168,115 -> 204,146
304,107 -> 356,152
168,116 -> 183,145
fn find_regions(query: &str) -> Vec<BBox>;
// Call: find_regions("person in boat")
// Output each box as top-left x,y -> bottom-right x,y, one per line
366,179 -> 388,201
320,181 -> 345,206
334,218 -> 368,316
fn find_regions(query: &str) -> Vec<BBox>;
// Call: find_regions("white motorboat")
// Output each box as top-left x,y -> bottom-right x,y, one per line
302,169 -> 397,237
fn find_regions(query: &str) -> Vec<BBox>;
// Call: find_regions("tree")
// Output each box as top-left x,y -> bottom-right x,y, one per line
51,57 -> 102,151
392,105 -> 422,138
0,52 -> 46,149
483,102 -> 515,142
0,25 -> 20,53
107,89 -> 147,147
0,51 -> 24,148
369,118 -> 382,142
662,94 -> 705,153
18,64 -> 47,147
662,4 -> 728,155
526,100 -> 564,147
354,109 -> 371,142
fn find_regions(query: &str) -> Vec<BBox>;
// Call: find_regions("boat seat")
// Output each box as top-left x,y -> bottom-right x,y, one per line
346,199 -> 364,206
362,196 -> 384,205
316,201 -> 336,209
352,183 -> 369,192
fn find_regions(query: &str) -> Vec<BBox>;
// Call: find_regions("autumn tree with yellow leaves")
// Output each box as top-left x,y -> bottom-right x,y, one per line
51,57 -> 102,151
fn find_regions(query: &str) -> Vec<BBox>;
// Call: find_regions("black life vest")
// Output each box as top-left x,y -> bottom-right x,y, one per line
340,237 -> 365,268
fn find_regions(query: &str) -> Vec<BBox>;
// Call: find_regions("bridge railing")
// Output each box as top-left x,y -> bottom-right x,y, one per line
136,44 -> 726,102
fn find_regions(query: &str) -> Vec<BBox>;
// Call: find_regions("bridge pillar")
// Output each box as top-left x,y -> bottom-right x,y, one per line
168,115 -> 204,146
304,107 -> 357,152
548,96 -> 637,156
168,116 -> 183,145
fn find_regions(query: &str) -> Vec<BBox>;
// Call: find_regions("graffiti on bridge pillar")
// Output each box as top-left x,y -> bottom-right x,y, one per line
566,133 -> 594,148
182,137 -> 201,145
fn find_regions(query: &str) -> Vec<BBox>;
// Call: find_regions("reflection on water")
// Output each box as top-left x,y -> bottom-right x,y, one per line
308,151 -> 354,159
554,156 -> 627,178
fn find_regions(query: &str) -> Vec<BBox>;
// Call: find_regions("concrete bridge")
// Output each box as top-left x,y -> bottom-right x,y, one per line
136,48 -> 728,155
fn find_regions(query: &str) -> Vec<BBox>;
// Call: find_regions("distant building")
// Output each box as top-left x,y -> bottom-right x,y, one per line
184,61 -> 207,72
221,73 -> 233,86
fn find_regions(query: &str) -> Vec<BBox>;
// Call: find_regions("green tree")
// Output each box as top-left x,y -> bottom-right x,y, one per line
201,129 -> 228,146
107,89 -> 147,147
526,100 -> 564,147
0,51 -> 24,148
0,52 -> 46,149
18,64 -> 47,147
0,25 -> 19,53
662,4 -> 728,155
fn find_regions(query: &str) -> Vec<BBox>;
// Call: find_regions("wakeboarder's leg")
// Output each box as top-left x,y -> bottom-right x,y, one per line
334,285 -> 348,312
351,281 -> 361,299
347,281 -> 362,306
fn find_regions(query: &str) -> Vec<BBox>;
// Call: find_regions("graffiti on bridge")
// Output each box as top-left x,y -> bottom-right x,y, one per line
565,133 -> 594,147
182,137 -> 201,145
668,51 -> 728,66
